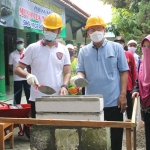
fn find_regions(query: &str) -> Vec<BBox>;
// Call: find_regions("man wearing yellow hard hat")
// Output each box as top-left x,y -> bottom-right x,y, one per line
15,13 -> 71,118
71,15 -> 129,150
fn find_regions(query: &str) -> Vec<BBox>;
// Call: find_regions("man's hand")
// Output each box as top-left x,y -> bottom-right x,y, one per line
118,94 -> 127,113
26,74 -> 39,87
59,87 -> 68,96
132,92 -> 139,99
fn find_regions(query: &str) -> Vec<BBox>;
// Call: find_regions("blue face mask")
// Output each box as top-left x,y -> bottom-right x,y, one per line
43,31 -> 57,41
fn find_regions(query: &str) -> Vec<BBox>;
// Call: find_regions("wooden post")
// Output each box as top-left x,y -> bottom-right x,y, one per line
0,123 -> 4,150
126,128 -> 132,150
133,127 -> 136,150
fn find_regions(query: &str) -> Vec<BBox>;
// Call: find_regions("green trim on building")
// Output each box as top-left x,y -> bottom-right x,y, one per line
0,26 -> 8,101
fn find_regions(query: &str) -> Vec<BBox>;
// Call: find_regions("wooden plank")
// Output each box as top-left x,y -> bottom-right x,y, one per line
0,118 -> 136,128
126,128 -> 132,150
131,97 -> 138,123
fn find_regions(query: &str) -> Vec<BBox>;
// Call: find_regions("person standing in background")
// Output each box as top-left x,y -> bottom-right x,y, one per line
9,38 -> 30,104
127,40 -> 141,72
73,44 -> 78,58
66,44 -> 81,95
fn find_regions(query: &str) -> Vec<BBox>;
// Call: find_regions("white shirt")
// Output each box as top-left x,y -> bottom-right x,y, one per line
19,40 -> 71,101
9,49 -> 27,81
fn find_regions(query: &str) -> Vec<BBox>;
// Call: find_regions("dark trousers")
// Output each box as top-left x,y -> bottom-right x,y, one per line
104,106 -> 123,150
126,90 -> 133,119
14,80 -> 30,104
29,101 -> 36,118
141,110 -> 150,150
82,87 -> 85,95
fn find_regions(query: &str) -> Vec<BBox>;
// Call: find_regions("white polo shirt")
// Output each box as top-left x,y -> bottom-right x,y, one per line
19,40 -> 71,101
9,49 -> 27,81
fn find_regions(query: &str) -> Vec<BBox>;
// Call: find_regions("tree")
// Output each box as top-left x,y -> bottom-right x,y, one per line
100,0 -> 141,10
136,0 -> 150,36
101,0 -> 150,56
103,0 -> 150,39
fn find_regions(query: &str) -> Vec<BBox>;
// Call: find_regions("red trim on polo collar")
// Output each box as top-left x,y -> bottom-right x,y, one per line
40,40 -> 58,48
40,40 -> 46,46
55,41 -> 58,48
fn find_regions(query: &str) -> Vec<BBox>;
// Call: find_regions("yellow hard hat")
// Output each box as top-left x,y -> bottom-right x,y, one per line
42,13 -> 63,29
85,16 -> 106,30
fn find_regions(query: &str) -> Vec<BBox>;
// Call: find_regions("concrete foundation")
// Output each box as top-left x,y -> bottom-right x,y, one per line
30,125 -> 109,150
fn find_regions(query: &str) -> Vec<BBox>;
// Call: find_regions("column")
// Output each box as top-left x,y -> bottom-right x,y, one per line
27,32 -> 37,45
0,25 -> 8,100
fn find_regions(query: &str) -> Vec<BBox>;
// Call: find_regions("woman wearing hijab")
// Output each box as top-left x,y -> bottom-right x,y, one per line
132,35 -> 150,150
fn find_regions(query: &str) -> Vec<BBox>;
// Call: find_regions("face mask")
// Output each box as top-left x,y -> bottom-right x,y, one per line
69,51 -> 74,57
141,47 -> 150,85
43,31 -> 57,41
89,31 -> 104,43
17,44 -> 24,50
142,47 -> 150,53
128,46 -> 137,53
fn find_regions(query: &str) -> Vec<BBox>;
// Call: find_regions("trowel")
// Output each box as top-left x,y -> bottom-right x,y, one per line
38,85 -> 56,95
74,78 -> 89,87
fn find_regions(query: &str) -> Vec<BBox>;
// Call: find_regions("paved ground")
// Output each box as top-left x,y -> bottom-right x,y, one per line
5,128 -> 30,150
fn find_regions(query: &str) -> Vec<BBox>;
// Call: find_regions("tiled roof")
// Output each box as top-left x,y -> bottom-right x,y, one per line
54,0 -> 90,19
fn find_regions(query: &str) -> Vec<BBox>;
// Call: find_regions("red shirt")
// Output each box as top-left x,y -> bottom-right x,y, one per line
125,51 -> 137,91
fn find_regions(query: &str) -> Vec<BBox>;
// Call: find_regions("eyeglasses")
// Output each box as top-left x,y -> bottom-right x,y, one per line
87,27 -> 104,34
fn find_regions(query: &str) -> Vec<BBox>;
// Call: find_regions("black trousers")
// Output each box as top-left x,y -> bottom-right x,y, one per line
141,110 -> 150,150
82,87 -> 85,95
126,90 -> 133,119
14,80 -> 30,104
29,101 -> 36,118
104,106 -> 123,150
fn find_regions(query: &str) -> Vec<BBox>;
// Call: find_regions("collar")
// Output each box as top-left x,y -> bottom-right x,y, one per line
40,39 -> 58,48
91,38 -> 108,49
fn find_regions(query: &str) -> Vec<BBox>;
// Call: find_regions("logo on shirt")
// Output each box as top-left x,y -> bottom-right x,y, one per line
56,52 -> 63,60
20,53 -> 24,59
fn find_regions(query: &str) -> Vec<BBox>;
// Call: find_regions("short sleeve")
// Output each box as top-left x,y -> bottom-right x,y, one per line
64,46 -> 71,66
76,48 -> 85,72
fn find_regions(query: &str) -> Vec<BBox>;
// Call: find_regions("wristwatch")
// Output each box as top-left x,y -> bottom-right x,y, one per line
61,84 -> 68,90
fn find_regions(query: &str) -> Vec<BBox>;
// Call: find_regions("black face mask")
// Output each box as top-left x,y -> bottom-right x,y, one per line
69,51 -> 74,57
